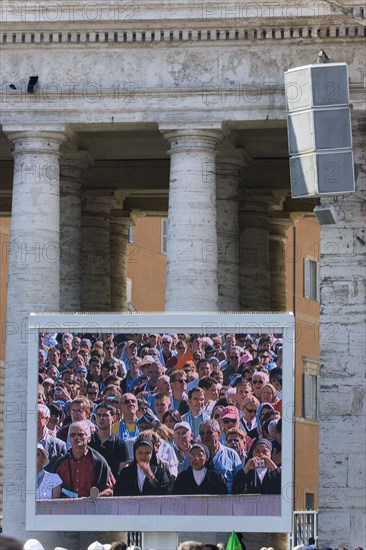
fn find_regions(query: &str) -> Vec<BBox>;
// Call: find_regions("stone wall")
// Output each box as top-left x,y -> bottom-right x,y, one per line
318,117 -> 366,548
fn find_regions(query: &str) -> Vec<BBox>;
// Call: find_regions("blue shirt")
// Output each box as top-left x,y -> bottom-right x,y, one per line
211,444 -> 242,493
181,410 -> 209,440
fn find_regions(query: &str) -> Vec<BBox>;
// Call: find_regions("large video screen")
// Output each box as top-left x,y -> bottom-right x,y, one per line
27,312 -> 294,532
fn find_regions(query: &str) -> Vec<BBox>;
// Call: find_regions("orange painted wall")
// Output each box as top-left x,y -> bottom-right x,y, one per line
286,217 -> 320,510
126,217 -> 166,312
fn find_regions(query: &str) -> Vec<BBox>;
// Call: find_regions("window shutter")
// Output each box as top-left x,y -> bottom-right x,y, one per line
304,258 -> 311,299
315,261 -> 320,301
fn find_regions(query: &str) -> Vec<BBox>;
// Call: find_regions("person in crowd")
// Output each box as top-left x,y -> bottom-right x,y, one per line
99,360 -> 119,392
120,340 -> 138,372
232,438 -> 281,494
254,402 -> 276,438
166,339 -> 187,370
182,387 -> 210,440
219,406 -> 241,445
89,402 -> 130,478
87,356 -> 103,385
187,359 -> 212,391
270,417 -> 282,466
112,393 -> 140,440
198,419 -> 242,493
57,397 -> 92,446
104,340 -> 127,378
233,380 -> 253,408
151,392 -> 172,421
162,409 -> 182,431
225,428 -> 248,465
122,356 -> 143,393
240,395 -> 260,436
170,369 -> 189,414
46,347 -> 61,370
135,361 -> 164,395
211,369 -> 224,386
198,377 -> 220,416
113,438 -> 170,496
160,334 -> 177,367
37,404 -> 67,469
251,371 -> 269,399
86,381 -> 100,402
173,443 -> 228,495
36,443 -> 62,500
51,420 -> 113,497
139,427 -> 178,480
172,421 -> 193,473
260,382 -> 282,413
222,347 -> 242,385
46,403 -> 64,436
269,367 -> 283,399
42,377 -> 55,402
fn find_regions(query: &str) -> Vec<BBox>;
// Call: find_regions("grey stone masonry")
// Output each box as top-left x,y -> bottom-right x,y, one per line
318,119 -> 366,548
163,129 -> 223,311
216,152 -> 243,311
3,127 -> 66,546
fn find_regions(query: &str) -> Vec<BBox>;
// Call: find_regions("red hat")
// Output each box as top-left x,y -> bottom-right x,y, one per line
221,405 -> 239,420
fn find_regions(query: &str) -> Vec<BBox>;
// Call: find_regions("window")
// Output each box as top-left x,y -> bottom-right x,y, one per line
128,226 -> 134,244
305,492 -> 315,510
303,258 -> 320,301
161,218 -> 168,254
303,357 -> 320,420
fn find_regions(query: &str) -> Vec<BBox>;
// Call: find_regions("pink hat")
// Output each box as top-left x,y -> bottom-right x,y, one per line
221,405 -> 240,420
240,352 -> 253,364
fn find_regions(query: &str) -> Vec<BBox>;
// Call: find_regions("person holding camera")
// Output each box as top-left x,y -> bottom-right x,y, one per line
232,438 -> 281,494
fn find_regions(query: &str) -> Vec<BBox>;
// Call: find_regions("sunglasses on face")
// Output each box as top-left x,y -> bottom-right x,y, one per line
223,418 -> 237,424
253,380 -> 264,385
245,407 -> 257,414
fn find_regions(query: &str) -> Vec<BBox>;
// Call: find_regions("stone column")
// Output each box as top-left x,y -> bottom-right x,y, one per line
2,126 -> 66,544
81,191 -> 123,311
216,152 -> 243,311
60,151 -> 92,311
269,216 -> 292,311
239,189 -> 273,310
318,122 -> 366,548
162,129 -> 222,311
110,210 -> 138,312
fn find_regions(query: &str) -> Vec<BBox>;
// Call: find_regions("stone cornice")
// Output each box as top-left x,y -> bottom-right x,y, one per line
1,19 -> 365,44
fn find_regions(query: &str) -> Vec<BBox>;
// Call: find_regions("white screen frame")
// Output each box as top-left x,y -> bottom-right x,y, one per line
27,312 -> 294,533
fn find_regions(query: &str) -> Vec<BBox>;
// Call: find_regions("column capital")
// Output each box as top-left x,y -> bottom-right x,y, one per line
161,128 -> 223,153
110,208 -> 145,226
240,187 -> 275,216
4,125 -> 68,155
61,150 -> 93,169
216,147 -> 249,168
82,189 -> 125,213
60,151 -> 93,181
269,215 -> 292,240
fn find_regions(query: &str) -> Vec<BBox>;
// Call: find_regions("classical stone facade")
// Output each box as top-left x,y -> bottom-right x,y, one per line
0,0 -> 365,547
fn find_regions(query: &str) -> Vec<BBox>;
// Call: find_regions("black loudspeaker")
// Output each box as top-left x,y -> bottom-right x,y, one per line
284,64 -> 355,198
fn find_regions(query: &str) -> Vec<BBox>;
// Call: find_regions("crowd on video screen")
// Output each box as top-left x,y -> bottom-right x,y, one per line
36,331 -> 283,502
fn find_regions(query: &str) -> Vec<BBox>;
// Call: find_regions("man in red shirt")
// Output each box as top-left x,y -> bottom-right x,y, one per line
51,420 -> 112,497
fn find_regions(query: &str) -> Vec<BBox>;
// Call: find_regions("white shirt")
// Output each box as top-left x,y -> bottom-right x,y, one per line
193,467 -> 207,486
137,464 -> 147,492
36,470 -> 62,500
